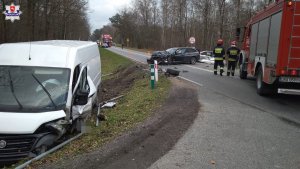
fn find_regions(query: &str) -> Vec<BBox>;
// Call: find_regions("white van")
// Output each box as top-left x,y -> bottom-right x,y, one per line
0,40 -> 101,161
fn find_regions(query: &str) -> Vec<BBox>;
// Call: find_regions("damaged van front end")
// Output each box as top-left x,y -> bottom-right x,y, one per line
0,66 -> 71,163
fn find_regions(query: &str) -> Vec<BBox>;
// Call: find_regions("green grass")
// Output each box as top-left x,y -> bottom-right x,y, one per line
100,47 -> 133,76
23,48 -> 171,168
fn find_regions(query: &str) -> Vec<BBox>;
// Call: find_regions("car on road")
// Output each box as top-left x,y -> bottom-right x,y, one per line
147,51 -> 170,64
147,47 -> 200,65
199,51 -> 213,62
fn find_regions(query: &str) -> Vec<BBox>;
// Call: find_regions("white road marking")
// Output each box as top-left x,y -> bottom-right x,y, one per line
185,65 -> 214,73
178,76 -> 203,87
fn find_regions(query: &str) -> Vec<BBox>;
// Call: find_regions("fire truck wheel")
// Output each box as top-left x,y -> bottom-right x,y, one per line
239,64 -> 247,79
256,66 -> 270,95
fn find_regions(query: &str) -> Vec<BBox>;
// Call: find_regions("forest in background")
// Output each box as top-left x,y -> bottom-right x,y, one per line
91,0 -> 274,50
0,0 -> 90,43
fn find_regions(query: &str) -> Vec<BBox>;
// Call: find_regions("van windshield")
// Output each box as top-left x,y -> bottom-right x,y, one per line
0,66 -> 70,112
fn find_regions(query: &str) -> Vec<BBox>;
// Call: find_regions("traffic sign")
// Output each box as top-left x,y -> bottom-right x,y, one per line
189,37 -> 195,44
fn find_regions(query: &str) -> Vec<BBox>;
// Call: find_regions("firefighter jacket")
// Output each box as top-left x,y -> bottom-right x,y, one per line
226,47 -> 240,62
213,45 -> 225,61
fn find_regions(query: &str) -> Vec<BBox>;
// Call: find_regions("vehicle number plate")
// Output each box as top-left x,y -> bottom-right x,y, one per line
279,77 -> 300,83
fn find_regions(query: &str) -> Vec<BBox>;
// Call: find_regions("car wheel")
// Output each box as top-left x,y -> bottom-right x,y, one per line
190,57 -> 196,65
167,56 -> 173,65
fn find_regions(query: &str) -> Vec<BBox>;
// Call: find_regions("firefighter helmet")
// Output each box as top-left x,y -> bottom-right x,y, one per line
231,41 -> 237,46
217,39 -> 223,45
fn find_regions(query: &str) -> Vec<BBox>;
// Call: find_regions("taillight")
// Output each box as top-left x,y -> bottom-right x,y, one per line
290,69 -> 298,76
280,69 -> 287,76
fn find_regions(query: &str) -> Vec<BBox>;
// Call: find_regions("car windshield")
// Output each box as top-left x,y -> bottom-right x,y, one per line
166,48 -> 178,54
0,66 -> 70,112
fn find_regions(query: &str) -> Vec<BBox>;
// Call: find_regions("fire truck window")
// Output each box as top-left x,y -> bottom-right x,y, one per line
257,17 -> 271,58
267,12 -> 282,64
249,23 -> 259,60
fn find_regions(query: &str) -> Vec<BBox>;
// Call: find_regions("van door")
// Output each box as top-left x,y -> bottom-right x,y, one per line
72,66 -> 96,119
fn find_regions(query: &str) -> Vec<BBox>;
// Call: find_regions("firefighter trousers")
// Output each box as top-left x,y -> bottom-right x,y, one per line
227,61 -> 237,76
214,60 -> 224,75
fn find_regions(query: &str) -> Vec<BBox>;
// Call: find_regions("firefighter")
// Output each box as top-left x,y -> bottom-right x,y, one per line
213,39 -> 225,76
226,41 -> 240,76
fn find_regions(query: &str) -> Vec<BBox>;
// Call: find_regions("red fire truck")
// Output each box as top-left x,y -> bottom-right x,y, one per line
238,0 -> 300,95
101,34 -> 112,47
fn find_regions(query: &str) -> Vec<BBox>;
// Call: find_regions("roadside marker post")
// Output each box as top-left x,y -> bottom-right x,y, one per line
154,60 -> 158,82
150,64 -> 155,89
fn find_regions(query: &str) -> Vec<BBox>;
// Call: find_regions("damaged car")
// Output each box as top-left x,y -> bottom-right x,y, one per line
147,47 -> 200,65
0,40 -> 101,163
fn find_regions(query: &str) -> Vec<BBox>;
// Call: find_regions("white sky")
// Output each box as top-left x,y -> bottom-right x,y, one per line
88,0 -> 132,32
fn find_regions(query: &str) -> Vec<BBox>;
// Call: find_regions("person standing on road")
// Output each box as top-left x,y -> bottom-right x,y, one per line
226,41 -> 240,76
213,39 -> 225,76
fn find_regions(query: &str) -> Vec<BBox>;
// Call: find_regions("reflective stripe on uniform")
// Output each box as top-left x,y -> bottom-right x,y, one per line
214,48 -> 223,54
214,57 -> 223,61
228,58 -> 236,61
229,50 -> 238,55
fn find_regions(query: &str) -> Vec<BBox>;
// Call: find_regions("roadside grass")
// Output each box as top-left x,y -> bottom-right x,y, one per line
100,47 -> 133,78
24,48 -> 171,168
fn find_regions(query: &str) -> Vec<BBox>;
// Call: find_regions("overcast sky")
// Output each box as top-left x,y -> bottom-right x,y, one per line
88,0 -> 132,32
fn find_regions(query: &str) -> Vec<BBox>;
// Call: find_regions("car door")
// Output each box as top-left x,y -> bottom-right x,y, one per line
184,48 -> 198,62
174,48 -> 186,62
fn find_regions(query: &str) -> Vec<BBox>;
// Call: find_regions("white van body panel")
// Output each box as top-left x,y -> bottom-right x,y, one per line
0,40 -> 101,134
0,110 -> 66,134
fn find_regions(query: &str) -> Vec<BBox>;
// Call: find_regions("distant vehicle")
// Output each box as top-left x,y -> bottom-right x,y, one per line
147,47 -> 200,65
238,0 -> 300,95
199,51 -> 213,62
0,40 -> 101,162
101,34 -> 112,47
102,43 -> 108,48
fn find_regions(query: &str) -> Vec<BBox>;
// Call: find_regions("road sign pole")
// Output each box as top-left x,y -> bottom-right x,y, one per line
154,60 -> 158,82
150,64 -> 155,89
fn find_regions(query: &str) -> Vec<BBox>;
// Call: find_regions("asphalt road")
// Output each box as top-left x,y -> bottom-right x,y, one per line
107,47 -> 300,169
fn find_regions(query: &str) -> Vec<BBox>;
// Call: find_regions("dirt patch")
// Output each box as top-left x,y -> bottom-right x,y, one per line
41,77 -> 200,169
100,64 -> 147,102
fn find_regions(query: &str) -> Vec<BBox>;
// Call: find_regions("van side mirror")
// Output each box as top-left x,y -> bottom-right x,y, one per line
74,89 -> 89,105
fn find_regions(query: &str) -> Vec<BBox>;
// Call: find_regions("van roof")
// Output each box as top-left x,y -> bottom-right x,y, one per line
2,40 -> 94,48
0,40 -> 98,68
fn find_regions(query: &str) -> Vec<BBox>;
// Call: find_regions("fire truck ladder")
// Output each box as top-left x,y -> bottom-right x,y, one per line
288,1 -> 300,67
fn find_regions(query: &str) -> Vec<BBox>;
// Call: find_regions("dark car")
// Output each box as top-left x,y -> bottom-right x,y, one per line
147,51 -> 170,64
147,47 -> 200,65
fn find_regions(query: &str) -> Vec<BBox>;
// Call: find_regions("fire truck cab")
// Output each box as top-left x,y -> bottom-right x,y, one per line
239,0 -> 300,95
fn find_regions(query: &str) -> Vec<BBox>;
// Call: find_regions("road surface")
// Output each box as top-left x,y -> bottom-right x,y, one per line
108,47 -> 300,169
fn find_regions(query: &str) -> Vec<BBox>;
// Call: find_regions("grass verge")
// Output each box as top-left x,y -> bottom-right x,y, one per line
20,48 -> 171,168
100,47 -> 133,78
